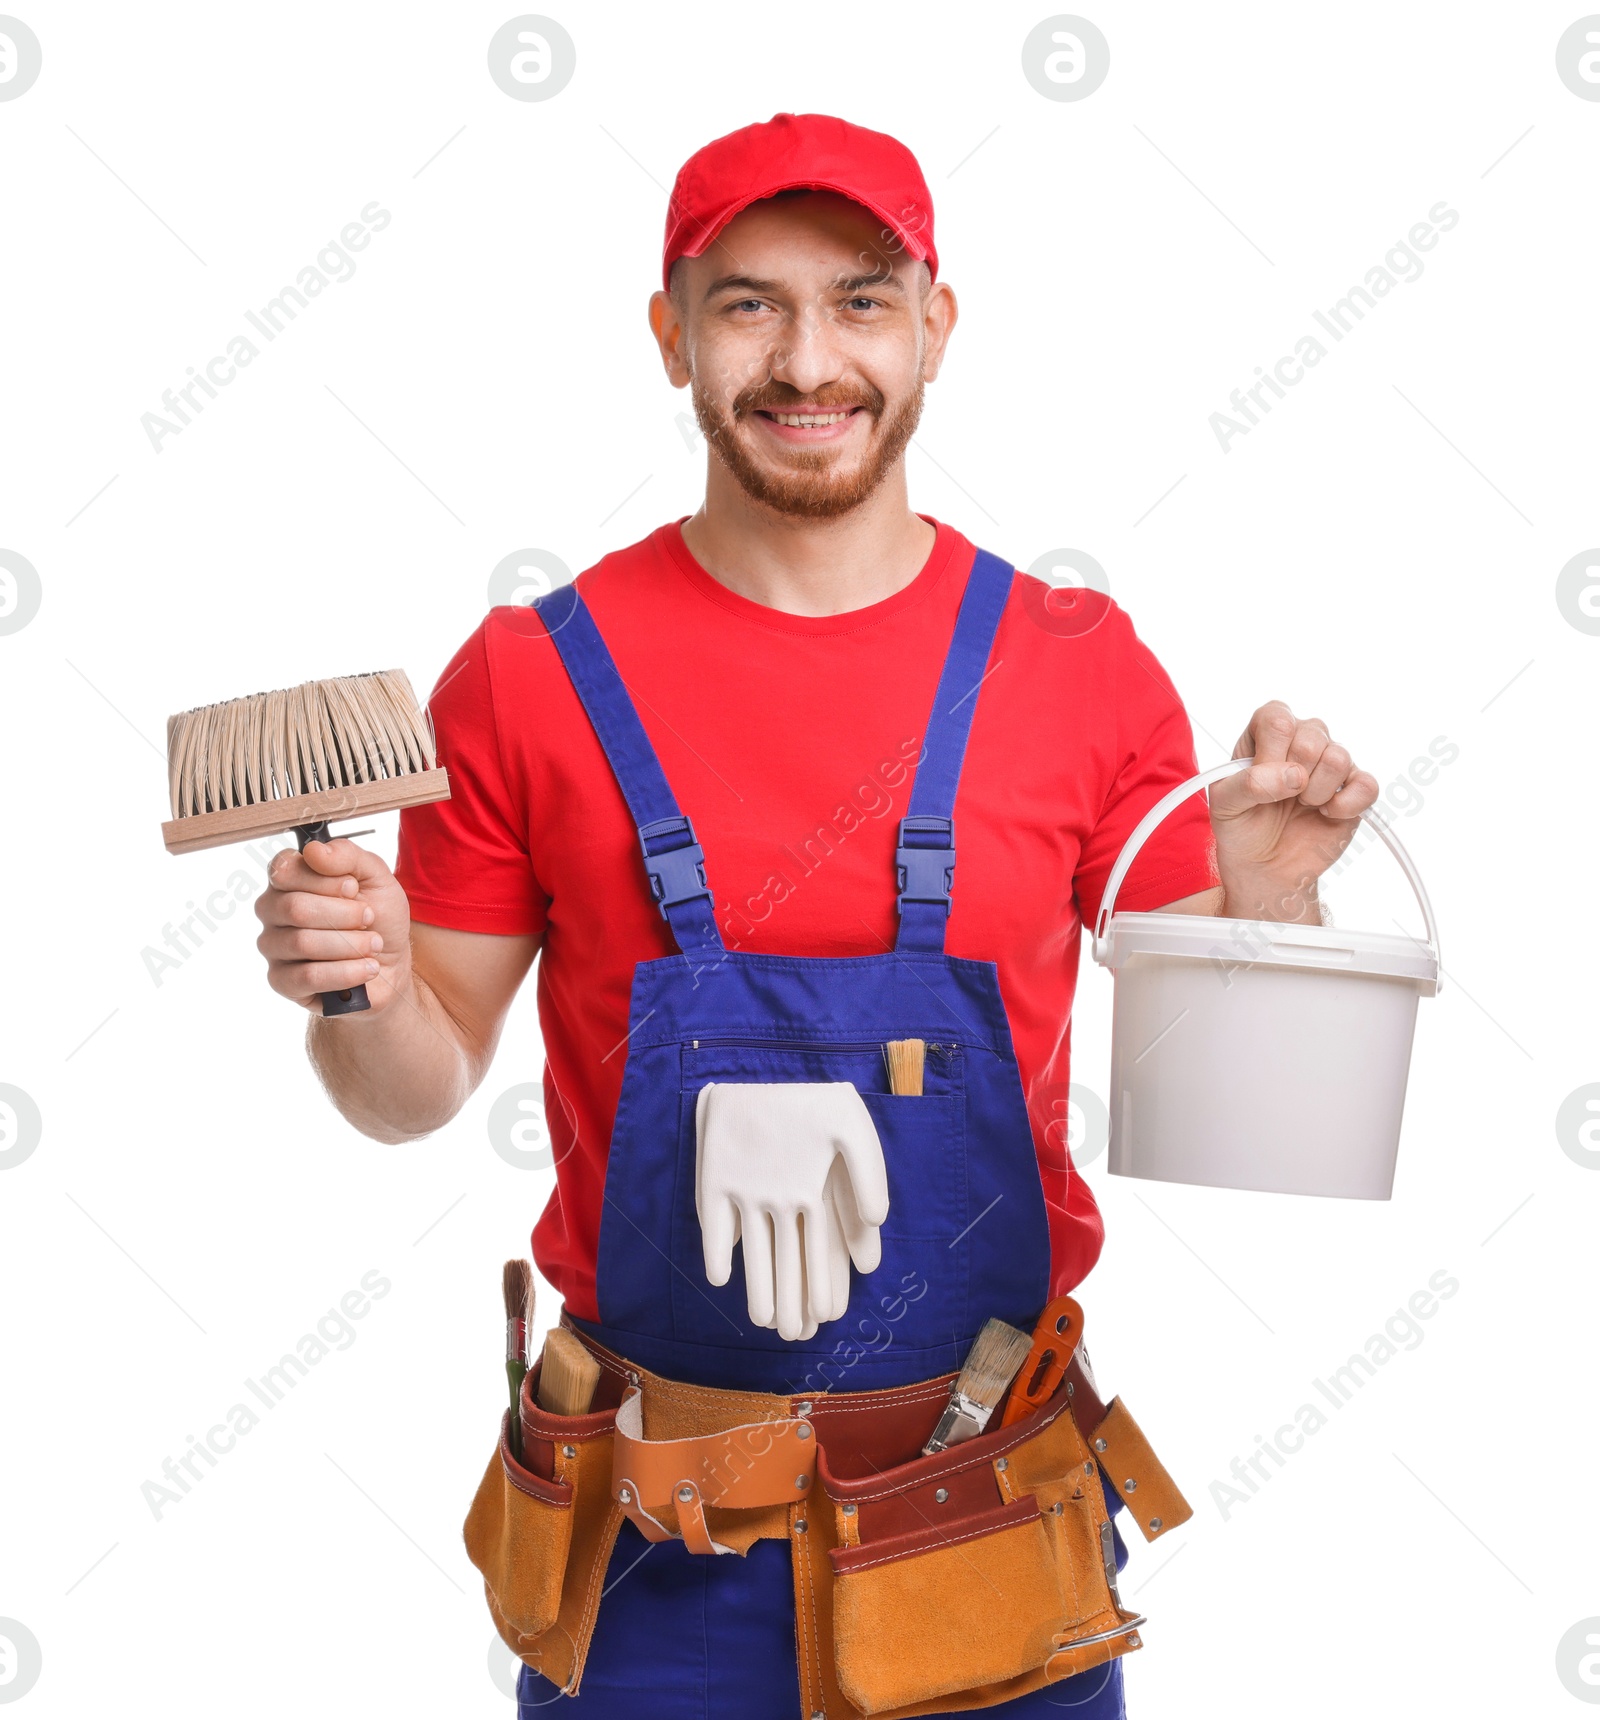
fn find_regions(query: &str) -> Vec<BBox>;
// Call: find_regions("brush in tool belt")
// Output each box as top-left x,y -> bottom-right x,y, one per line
922,1317 -> 1035,1454
160,668 -> 450,1015
537,1328 -> 601,1416
503,1260 -> 533,1459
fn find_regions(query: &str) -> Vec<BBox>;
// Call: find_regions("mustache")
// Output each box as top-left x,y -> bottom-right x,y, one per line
733,381 -> 885,419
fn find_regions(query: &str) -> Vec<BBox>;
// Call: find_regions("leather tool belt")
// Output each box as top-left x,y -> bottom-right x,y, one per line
463,1302 -> 1192,1716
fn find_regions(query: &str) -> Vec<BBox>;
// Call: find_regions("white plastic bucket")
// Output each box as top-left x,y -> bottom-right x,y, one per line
1090,756 -> 1441,1200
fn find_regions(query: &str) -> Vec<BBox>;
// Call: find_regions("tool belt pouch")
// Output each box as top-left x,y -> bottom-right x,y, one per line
808,1383 -> 1149,1718
461,1362 -> 621,1695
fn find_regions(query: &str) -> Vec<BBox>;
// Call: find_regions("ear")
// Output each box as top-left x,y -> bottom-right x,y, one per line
920,280 -> 959,384
648,289 -> 692,389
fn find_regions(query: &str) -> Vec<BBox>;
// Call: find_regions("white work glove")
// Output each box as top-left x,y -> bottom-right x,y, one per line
694,1082 -> 890,1342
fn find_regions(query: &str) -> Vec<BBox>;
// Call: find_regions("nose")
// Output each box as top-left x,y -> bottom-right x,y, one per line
766,300 -> 849,399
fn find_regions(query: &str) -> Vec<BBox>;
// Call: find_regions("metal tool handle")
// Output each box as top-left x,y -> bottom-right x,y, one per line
294,821 -> 371,1016
1089,756 -> 1442,991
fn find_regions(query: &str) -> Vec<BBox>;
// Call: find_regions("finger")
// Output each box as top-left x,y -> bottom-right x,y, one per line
828,1163 -> 882,1276
739,1203 -> 776,1329
269,888 -> 376,932
257,925 -> 384,966
833,1091 -> 890,1226
1236,701 -> 1296,767
1295,738 -> 1353,808
1317,769 -> 1381,821
700,1192 -> 738,1287
800,1203 -> 833,1326
265,955 -> 381,1002
771,1212 -> 806,1342
818,1180 -> 853,1322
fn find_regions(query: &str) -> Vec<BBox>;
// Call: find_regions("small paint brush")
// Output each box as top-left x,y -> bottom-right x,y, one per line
922,1317 -> 1035,1455
884,1038 -> 925,1096
502,1259 -> 533,1459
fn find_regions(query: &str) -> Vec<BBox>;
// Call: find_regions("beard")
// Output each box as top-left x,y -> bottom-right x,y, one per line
690,372 -> 925,520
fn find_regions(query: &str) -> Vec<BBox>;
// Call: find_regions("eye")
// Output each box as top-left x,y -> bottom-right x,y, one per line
845,296 -> 881,311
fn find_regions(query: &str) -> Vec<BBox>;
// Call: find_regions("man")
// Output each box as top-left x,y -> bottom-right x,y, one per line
255,114 -> 1374,1717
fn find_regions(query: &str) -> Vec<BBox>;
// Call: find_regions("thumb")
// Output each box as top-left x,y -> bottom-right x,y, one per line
700,1193 -> 739,1287
1207,761 -> 1305,822
831,1087 -> 890,1227
298,835 -> 391,885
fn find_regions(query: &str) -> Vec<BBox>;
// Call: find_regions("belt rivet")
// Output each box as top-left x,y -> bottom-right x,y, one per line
796,1474 -> 810,1489
677,1485 -> 694,1502
562,1445 -> 576,1460
841,1503 -> 856,1516
934,1487 -> 949,1503
1123,1478 -> 1137,1492
1149,1516 -> 1163,1532
795,1400 -> 813,1416
1084,1462 -> 1095,1478
618,1487 -> 632,1504
1093,1438 -> 1108,1452
795,1518 -> 808,1532
627,1371 -> 640,1386
995,1457 -> 1008,1472
1052,1501 -> 1065,1515
797,1422 -> 813,1439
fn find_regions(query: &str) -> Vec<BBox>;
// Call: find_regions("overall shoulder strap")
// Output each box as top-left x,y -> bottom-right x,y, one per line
894,548 -> 1015,954
531,583 -> 725,958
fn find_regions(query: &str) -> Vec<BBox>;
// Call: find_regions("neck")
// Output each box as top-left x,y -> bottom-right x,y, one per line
678,460 -> 936,617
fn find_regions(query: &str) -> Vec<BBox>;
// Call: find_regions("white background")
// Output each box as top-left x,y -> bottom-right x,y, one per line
1,1 -> 1596,1715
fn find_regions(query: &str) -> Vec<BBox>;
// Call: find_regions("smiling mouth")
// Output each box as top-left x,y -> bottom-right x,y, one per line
753,407 -> 865,427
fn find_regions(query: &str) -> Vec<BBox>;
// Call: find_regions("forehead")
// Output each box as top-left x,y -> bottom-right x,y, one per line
685,190 -> 914,293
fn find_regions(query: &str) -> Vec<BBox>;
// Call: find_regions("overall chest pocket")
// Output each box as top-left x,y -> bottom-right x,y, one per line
669,1040 -> 971,1349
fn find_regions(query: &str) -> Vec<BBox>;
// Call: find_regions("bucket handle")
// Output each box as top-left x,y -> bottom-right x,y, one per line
1089,755 -> 1443,992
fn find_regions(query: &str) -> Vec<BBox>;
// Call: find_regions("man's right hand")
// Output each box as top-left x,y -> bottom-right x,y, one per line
253,837 -> 414,1015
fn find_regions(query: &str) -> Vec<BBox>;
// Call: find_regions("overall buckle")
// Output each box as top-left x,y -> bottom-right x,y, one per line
895,815 -> 955,915
638,814 -> 713,918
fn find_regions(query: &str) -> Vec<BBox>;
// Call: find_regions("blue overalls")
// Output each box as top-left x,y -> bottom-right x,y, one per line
520,550 -> 1129,1717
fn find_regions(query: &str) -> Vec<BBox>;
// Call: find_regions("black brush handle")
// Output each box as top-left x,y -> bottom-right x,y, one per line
294,821 -> 371,1016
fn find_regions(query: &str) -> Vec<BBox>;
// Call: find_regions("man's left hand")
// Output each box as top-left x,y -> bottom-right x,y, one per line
1208,701 -> 1380,924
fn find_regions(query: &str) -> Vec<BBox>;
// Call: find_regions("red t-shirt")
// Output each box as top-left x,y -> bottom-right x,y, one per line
395,518 -> 1219,1321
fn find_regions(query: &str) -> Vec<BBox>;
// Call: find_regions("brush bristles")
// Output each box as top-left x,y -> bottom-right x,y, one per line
537,1328 -> 602,1417
953,1318 -> 1035,1411
166,669 -> 436,820
503,1258 -> 533,1364
885,1039 -> 925,1096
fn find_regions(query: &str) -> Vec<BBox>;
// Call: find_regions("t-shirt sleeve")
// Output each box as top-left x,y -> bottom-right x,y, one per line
394,620 -> 549,940
1072,604 -> 1221,932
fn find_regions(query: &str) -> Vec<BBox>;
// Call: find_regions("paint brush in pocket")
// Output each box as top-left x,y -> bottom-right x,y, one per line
884,1039 -> 925,1095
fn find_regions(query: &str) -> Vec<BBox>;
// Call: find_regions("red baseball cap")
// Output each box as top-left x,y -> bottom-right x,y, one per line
662,112 -> 937,292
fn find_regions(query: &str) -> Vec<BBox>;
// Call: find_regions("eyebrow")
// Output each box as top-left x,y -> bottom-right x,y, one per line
703,270 -> 909,301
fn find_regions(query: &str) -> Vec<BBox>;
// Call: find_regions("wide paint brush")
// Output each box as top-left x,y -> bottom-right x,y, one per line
537,1328 -> 602,1417
161,668 -> 450,1016
922,1317 -> 1035,1455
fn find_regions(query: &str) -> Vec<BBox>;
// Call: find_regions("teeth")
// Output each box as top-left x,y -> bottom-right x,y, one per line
771,411 -> 851,426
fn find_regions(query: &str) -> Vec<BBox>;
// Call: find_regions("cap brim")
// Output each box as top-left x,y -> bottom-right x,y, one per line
668,178 -> 933,286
